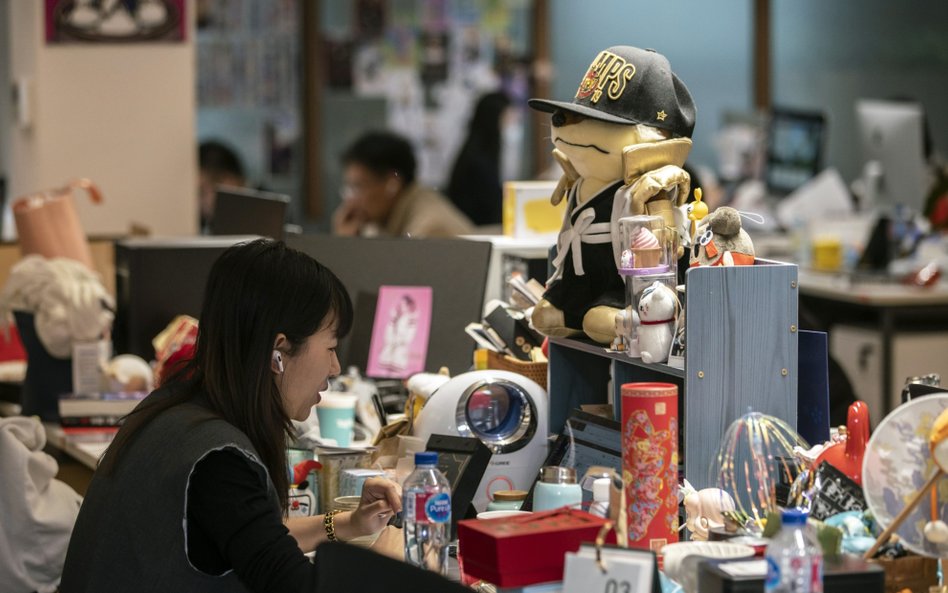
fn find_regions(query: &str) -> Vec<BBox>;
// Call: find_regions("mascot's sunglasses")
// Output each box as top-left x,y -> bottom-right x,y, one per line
551,109 -> 587,127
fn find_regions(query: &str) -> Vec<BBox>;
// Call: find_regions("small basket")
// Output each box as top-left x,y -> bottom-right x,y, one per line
869,553 -> 939,593
484,349 -> 548,391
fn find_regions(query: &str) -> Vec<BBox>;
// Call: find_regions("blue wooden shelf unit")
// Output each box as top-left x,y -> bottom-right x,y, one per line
547,259 -> 799,489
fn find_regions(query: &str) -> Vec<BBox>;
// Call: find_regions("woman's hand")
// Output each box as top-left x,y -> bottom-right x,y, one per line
348,477 -> 402,538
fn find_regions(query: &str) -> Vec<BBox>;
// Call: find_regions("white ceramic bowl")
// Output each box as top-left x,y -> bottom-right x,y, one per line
332,495 -> 362,511
476,510 -> 532,520
661,541 -> 755,592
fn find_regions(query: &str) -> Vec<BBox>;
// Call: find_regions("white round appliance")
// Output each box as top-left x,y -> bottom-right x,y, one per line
413,370 -> 549,512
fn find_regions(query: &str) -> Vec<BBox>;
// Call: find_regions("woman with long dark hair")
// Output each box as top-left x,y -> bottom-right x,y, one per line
60,239 -> 402,592
446,90 -> 512,226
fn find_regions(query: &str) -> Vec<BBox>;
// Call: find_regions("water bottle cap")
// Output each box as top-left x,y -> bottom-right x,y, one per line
781,508 -> 809,525
415,451 -> 438,465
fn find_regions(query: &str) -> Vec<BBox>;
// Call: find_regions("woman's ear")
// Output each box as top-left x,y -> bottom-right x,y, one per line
272,333 -> 289,374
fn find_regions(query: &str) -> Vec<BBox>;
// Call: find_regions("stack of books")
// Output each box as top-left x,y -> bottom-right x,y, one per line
58,391 -> 148,431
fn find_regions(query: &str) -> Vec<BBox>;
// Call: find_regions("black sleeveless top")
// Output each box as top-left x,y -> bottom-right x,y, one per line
60,396 -> 296,592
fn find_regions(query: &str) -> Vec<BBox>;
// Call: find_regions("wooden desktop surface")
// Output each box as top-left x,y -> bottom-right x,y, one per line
43,422 -> 109,471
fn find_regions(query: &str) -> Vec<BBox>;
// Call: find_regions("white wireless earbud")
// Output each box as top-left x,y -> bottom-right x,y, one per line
272,350 -> 284,373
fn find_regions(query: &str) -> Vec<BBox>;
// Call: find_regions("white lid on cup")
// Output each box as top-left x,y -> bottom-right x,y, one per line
318,392 -> 358,409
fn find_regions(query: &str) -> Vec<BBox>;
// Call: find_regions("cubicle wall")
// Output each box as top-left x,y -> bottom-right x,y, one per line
288,235 -> 492,378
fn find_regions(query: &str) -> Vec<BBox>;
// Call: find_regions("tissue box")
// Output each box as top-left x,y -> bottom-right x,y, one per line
457,508 -> 612,588
338,468 -> 385,497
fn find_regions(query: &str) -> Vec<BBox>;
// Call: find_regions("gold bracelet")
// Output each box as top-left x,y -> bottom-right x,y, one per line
323,509 -> 340,542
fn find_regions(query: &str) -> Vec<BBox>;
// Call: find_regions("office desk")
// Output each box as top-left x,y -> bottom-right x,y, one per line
40,422 -> 109,495
43,422 -> 109,471
0,387 -> 108,471
797,270 -> 948,422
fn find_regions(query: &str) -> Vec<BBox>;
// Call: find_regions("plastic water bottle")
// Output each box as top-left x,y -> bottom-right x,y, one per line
402,451 -> 452,575
765,508 -> 823,593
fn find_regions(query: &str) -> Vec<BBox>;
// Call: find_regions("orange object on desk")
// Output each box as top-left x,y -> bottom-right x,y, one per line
813,400 -> 870,485
12,178 -> 103,270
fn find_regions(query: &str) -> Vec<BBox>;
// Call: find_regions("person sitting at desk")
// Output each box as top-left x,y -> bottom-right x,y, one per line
60,240 -> 403,592
332,131 -> 474,238
198,140 -> 248,231
445,90 -> 511,227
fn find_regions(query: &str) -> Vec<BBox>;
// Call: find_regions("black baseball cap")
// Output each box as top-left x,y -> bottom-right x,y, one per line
529,45 -> 696,139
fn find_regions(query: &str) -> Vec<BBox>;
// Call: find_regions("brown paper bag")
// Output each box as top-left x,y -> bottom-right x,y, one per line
13,178 -> 103,269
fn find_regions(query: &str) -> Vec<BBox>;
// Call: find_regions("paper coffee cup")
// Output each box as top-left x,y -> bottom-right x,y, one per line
316,392 -> 358,447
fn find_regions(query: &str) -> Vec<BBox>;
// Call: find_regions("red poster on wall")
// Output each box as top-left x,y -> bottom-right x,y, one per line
45,1 -> 187,43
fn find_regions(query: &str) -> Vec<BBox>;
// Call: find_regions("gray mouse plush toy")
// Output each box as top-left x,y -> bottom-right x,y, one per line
689,206 -> 755,267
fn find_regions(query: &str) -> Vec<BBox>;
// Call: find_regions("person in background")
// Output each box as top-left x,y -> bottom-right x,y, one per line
332,131 -> 474,238
917,105 -> 948,230
60,240 -> 404,592
445,90 -> 511,227
199,140 -> 246,230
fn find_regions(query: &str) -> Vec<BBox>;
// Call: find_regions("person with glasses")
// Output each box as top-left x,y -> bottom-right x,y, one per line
332,131 -> 474,238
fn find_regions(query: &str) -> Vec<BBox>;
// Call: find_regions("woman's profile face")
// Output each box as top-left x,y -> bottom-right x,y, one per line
278,323 -> 341,421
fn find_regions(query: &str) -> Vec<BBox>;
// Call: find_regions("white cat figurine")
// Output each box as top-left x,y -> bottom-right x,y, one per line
637,281 -> 677,364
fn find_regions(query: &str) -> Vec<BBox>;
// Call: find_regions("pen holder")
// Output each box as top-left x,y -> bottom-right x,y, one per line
315,448 -> 372,513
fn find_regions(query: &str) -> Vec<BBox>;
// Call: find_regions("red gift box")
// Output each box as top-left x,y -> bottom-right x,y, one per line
457,508 -> 614,588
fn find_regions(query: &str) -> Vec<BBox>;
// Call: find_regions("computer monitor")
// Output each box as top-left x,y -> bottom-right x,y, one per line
765,107 -> 827,196
287,235 -> 492,378
113,236 -> 259,359
210,186 -> 290,240
856,99 -> 927,213
520,408 -> 622,511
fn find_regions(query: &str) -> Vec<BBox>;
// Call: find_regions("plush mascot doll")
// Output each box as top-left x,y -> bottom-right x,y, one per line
689,206 -> 755,267
529,46 -> 696,344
